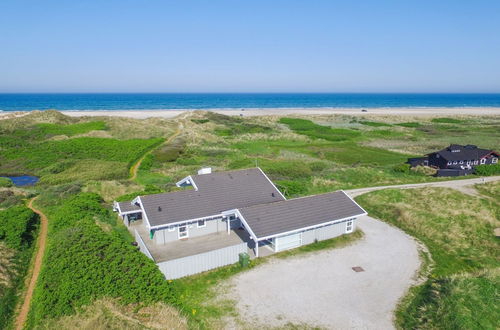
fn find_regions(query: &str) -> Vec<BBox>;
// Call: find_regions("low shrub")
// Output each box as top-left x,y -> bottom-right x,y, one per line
279,117 -> 361,142
396,122 -> 421,128
115,185 -> 164,202
260,160 -> 313,180
139,154 -> 154,171
0,177 -> 13,187
154,138 -> 185,163
191,119 -> 209,124
358,120 -> 392,127
0,191 -> 24,208
392,163 -> 411,173
30,193 -> 175,324
0,206 -> 38,249
431,117 -> 465,124
276,180 -> 308,197
411,165 -> 437,176
474,163 -> 500,176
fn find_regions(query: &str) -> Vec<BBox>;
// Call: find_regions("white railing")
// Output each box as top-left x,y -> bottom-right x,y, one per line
134,229 -> 154,261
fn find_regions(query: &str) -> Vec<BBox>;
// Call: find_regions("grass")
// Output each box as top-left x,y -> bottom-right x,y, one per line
279,117 -> 361,142
431,117 -> 466,124
356,186 -> 499,329
358,120 -> 392,127
35,298 -> 188,330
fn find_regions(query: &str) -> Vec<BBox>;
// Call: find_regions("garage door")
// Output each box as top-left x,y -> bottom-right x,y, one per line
275,232 -> 302,252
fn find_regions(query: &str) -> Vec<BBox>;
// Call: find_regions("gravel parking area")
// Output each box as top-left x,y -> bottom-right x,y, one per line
227,216 -> 421,329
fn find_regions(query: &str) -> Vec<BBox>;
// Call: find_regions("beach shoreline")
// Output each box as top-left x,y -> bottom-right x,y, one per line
1,107 -> 500,119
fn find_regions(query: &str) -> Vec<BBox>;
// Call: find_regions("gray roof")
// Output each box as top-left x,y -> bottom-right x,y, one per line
118,201 -> 141,213
433,144 -> 496,161
238,191 -> 366,239
140,168 -> 285,227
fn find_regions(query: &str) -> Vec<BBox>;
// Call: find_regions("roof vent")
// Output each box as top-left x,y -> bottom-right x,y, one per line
271,192 -> 275,197
158,206 -> 162,212
198,167 -> 212,175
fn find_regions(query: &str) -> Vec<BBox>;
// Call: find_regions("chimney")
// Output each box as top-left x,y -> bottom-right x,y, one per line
198,167 -> 212,175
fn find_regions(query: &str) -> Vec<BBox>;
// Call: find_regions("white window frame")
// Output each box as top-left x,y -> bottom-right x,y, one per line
168,225 -> 175,232
459,160 -> 464,164
493,157 -> 498,164
453,161 -> 458,165
447,161 -> 452,165
480,158 -> 486,164
345,219 -> 354,233
197,219 -> 206,228
474,160 -> 479,165
178,224 -> 188,239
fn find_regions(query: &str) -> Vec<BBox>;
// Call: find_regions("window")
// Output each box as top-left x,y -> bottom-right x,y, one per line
168,225 -> 175,232
345,220 -> 354,233
447,161 -> 452,165
453,161 -> 458,165
459,161 -> 463,164
474,160 -> 479,165
178,224 -> 188,239
493,158 -> 498,164
197,219 -> 206,228
480,158 -> 486,164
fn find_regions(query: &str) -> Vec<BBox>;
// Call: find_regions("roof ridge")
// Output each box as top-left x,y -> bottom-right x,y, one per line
239,190 -> 346,210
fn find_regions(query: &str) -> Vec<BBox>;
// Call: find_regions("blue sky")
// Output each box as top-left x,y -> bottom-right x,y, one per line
1,1 -> 499,93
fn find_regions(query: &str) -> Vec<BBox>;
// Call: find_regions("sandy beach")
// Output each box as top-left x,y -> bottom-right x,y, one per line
2,107 -> 500,120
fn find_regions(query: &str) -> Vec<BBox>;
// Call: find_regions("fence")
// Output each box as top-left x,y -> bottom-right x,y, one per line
157,242 -> 247,279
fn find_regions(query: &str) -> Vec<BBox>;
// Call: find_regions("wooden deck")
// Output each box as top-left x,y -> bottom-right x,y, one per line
130,221 -> 251,262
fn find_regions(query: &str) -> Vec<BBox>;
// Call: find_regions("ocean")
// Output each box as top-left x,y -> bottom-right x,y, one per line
1,93 -> 500,111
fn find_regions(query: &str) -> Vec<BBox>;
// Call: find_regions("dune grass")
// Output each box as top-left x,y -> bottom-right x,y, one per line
36,298 -> 188,330
356,186 -> 499,329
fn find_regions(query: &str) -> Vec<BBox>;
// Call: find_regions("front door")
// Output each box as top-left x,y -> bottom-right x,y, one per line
178,224 -> 188,239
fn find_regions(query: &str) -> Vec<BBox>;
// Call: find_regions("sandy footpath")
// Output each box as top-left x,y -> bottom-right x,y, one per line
2,107 -> 500,120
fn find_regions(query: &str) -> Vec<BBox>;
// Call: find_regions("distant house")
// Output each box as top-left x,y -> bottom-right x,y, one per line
114,168 -> 366,279
408,144 -> 499,176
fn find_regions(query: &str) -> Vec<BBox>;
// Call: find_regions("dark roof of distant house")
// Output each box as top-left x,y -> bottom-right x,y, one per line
139,168 -> 285,227
431,144 -> 497,161
118,201 -> 141,213
238,191 -> 367,239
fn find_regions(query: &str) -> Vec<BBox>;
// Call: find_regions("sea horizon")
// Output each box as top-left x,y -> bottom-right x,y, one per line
1,93 -> 500,111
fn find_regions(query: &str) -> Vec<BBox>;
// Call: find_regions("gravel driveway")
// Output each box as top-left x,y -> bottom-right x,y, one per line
227,216 -> 421,329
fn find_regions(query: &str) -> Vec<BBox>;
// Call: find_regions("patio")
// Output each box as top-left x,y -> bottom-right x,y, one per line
130,220 -> 252,262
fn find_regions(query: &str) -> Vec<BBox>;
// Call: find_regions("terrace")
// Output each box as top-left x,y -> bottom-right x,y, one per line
129,220 -> 275,262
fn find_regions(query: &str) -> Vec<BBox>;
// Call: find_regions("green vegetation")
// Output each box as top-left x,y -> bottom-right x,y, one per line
191,118 -> 209,124
358,120 -> 392,127
279,117 -> 361,141
0,205 -> 39,327
431,117 -> 465,124
34,121 -> 107,137
474,163 -> 500,176
393,163 -> 411,173
395,122 -> 421,128
29,193 -> 175,325
356,186 -> 499,329
0,205 -> 38,249
1,111 -> 499,328
0,177 -> 13,188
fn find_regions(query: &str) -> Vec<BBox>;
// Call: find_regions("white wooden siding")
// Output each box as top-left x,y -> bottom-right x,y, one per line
157,242 -> 247,279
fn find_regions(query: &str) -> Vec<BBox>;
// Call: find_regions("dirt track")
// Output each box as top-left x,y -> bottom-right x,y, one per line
15,197 -> 48,330
129,121 -> 184,181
